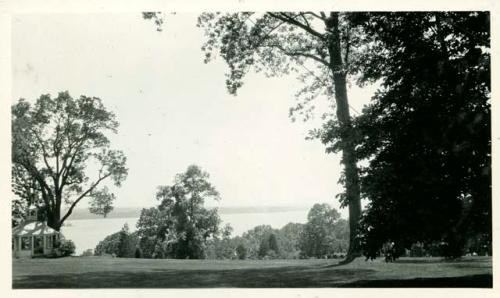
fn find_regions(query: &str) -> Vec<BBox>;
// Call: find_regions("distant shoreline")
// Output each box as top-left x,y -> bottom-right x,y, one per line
66,206 -> 310,221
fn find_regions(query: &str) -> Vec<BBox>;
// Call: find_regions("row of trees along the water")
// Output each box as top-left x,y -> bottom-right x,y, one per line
12,11 -> 491,261
93,165 -> 349,260
91,165 -> 490,260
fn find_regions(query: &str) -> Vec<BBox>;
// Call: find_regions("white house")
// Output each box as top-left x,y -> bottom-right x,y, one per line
12,206 -> 61,258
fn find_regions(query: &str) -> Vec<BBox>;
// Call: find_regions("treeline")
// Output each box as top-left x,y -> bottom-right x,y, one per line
92,164 -> 491,260
94,202 -> 349,260
206,204 -> 349,260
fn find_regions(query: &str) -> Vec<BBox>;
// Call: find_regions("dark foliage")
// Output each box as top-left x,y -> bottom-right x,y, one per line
117,224 -> 137,258
51,239 -> 76,257
134,247 -> 143,258
299,204 -> 348,258
268,234 -> 279,254
319,12 -> 491,259
236,243 -> 247,260
94,225 -> 139,258
134,165 -> 221,259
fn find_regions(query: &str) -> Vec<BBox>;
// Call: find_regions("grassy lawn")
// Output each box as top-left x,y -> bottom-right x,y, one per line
12,256 -> 492,288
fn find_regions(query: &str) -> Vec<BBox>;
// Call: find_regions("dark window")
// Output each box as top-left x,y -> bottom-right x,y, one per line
45,235 -> 52,249
34,237 -> 43,254
21,237 -> 31,250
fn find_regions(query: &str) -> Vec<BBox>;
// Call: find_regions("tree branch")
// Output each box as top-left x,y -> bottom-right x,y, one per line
60,137 -> 86,188
31,129 -> 56,182
299,13 -> 311,28
249,18 -> 285,50
305,12 -> 326,21
15,158 -> 53,206
59,172 -> 111,226
53,120 -> 63,184
267,43 -> 330,67
267,12 -> 325,40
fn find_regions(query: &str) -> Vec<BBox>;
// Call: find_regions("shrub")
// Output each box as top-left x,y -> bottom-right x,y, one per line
58,239 -> 76,256
94,227 -> 139,257
50,239 -> 75,258
236,244 -> 247,260
94,232 -> 121,256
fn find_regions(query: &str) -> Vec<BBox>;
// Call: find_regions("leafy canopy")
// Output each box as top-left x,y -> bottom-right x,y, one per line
88,186 -> 115,218
11,91 -> 128,229
197,12 -> 370,122
136,165 -> 221,259
318,12 -> 491,258
299,203 -> 347,258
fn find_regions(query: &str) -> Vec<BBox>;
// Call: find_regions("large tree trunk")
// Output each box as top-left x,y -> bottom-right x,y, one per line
326,12 -> 362,262
47,209 -> 61,231
46,196 -> 62,231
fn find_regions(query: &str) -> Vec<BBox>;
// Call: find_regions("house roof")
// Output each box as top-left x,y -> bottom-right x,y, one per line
12,221 -> 59,236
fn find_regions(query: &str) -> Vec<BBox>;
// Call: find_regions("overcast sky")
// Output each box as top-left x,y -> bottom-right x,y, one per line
12,13 -> 377,215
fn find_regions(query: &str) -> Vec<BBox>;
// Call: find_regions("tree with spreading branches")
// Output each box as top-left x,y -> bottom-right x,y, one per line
11,91 -> 128,231
144,11 -> 368,261
194,12 -> 369,261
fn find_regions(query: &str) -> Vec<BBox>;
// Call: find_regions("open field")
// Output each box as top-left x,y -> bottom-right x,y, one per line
12,256 -> 492,288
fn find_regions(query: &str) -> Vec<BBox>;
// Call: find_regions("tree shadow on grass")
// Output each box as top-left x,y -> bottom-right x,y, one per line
394,257 -> 490,264
393,259 -> 447,264
340,274 -> 492,288
13,266 -> 377,288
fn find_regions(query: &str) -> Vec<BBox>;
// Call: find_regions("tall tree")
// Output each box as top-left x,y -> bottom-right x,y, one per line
11,91 -> 128,230
195,12 -> 367,261
277,222 -> 304,259
325,12 -> 491,258
135,206 -> 175,258
117,223 -> 136,258
136,165 -> 222,259
235,243 -> 247,260
240,225 -> 274,259
258,235 -> 271,258
299,203 -> 343,258
268,233 -> 280,254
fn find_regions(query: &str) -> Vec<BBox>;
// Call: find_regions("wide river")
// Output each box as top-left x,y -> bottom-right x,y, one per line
63,210 -> 308,254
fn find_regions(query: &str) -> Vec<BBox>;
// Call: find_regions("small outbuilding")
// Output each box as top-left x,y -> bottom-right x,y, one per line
12,206 -> 61,258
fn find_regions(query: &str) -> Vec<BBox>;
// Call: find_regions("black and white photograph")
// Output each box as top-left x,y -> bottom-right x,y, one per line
1,0 -> 496,292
